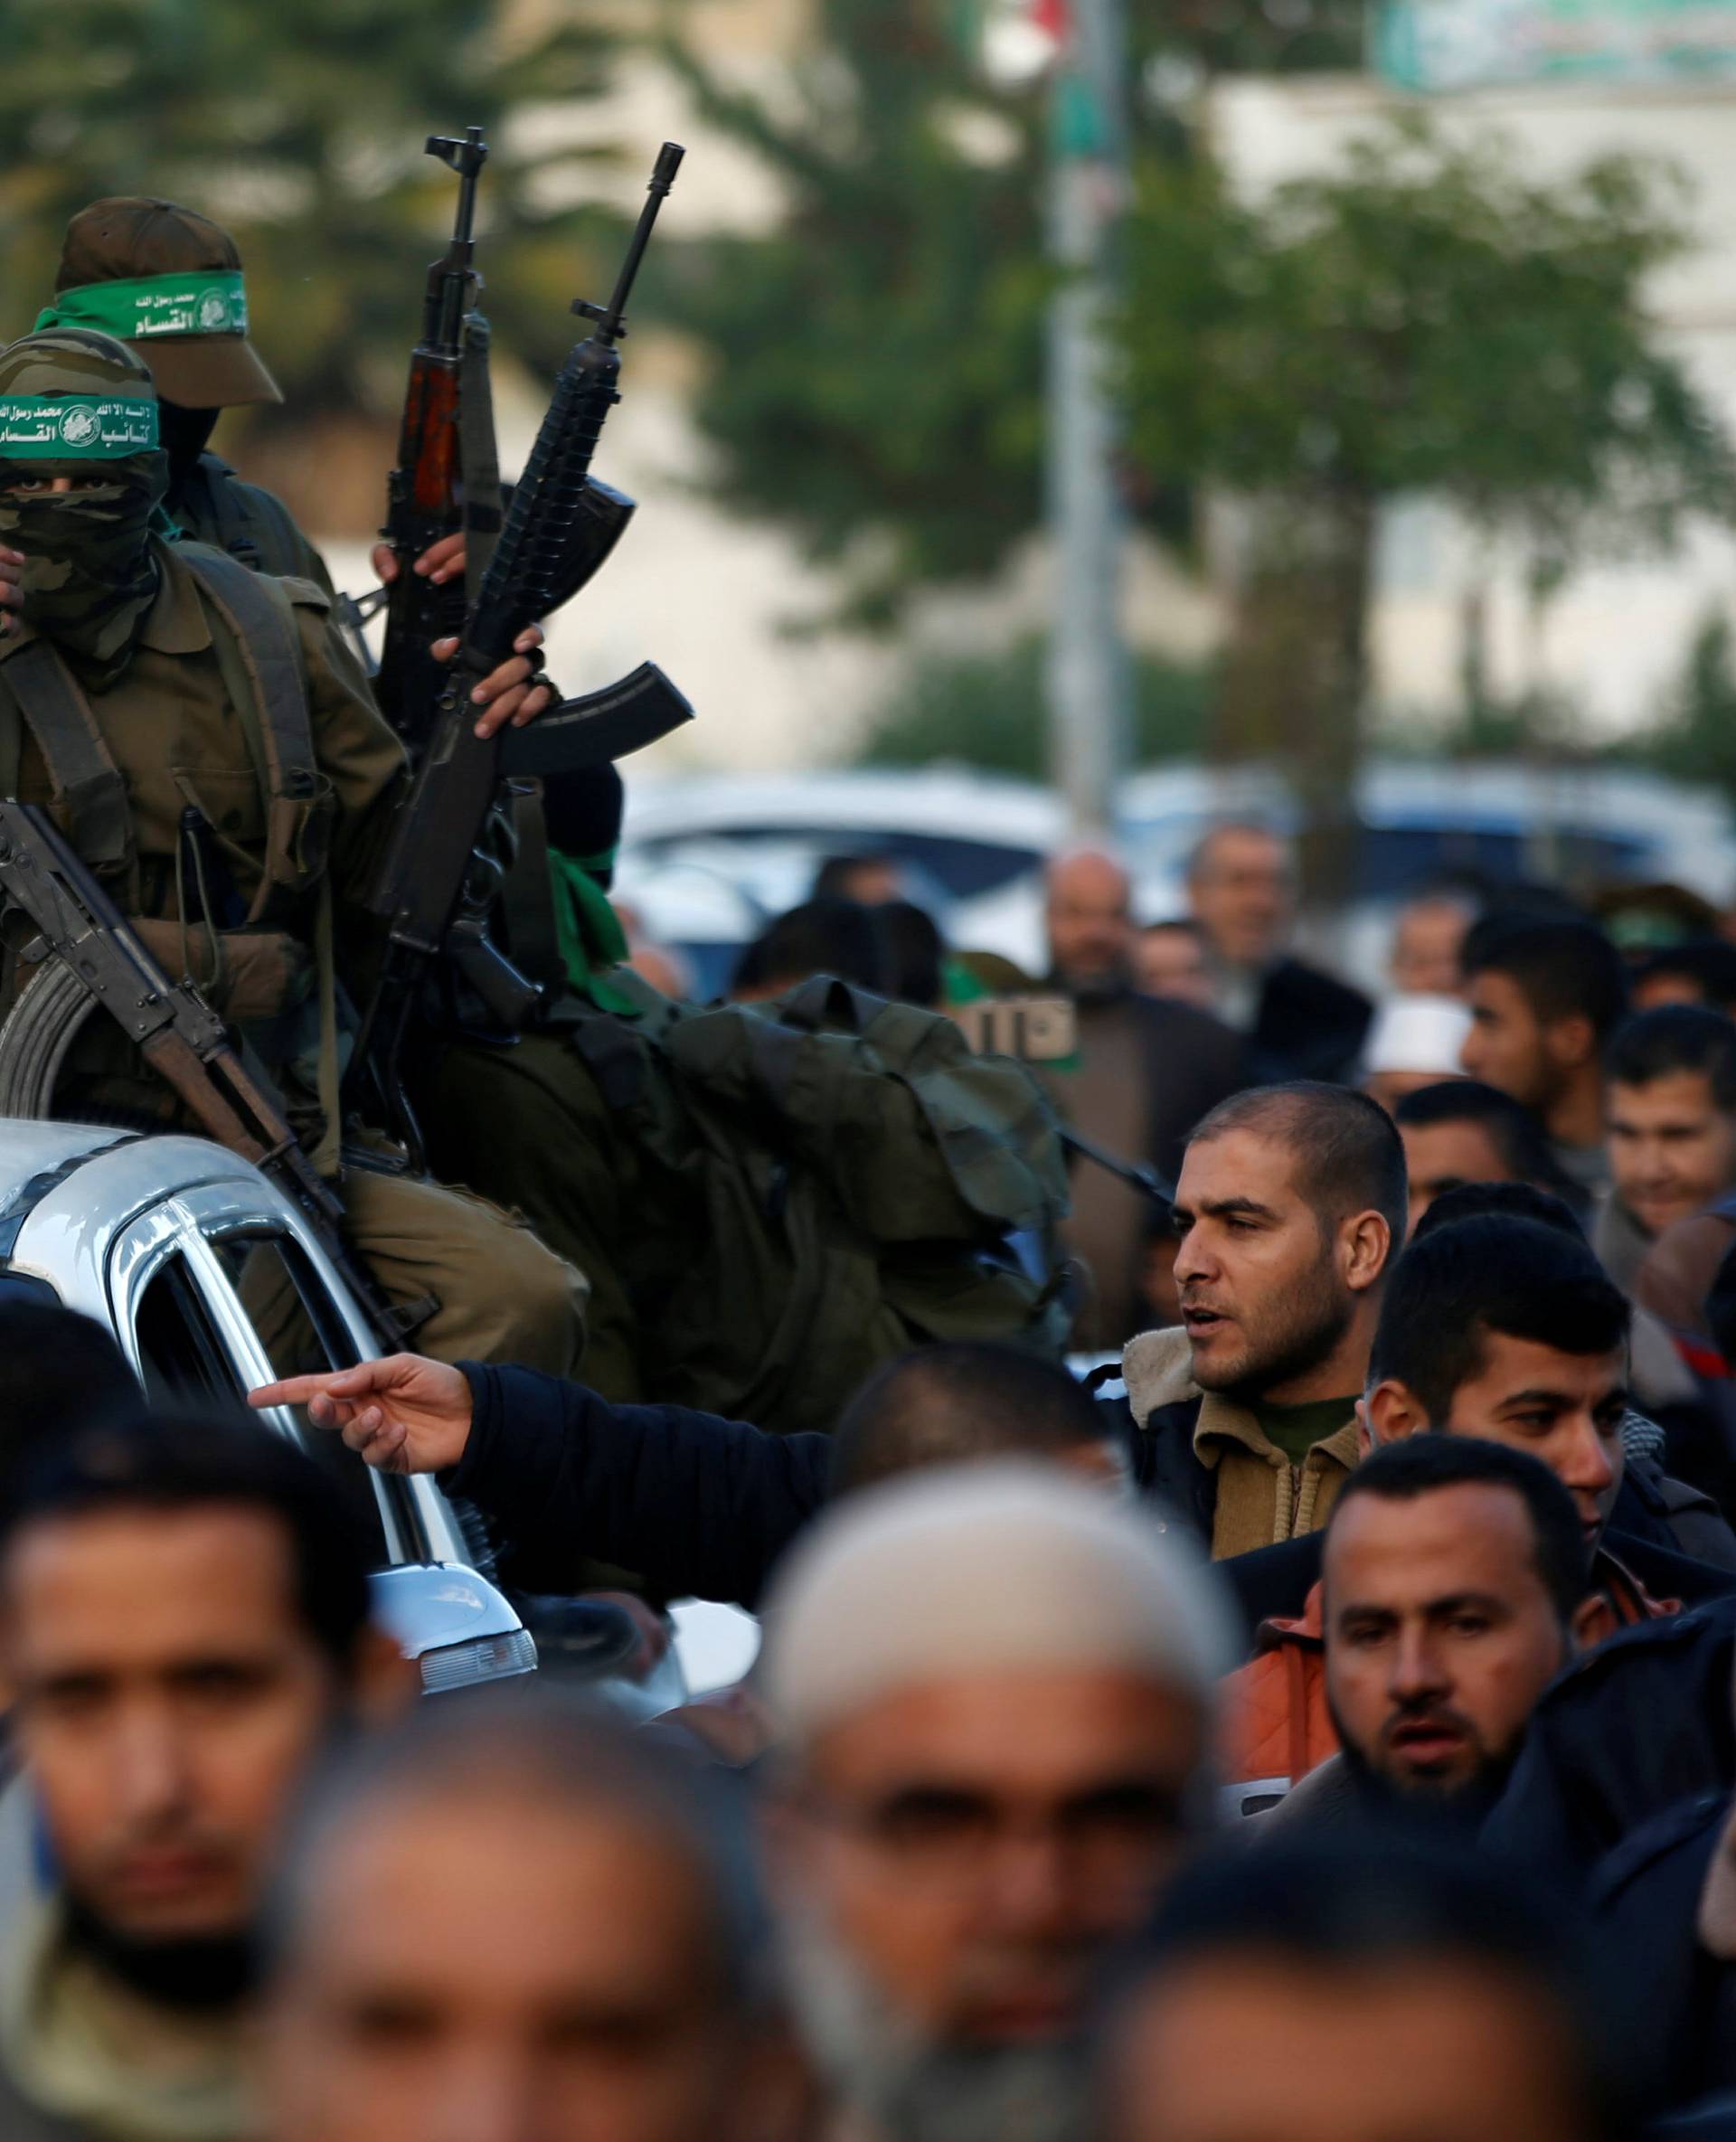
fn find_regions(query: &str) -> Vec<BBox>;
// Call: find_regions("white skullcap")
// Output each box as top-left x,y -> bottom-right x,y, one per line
1363,993 -> 1473,1078
760,1462 -> 1236,1748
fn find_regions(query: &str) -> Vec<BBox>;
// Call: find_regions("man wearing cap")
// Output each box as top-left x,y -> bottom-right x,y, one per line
0,324 -> 587,1374
5,196 -> 548,728
757,1463 -> 1231,2142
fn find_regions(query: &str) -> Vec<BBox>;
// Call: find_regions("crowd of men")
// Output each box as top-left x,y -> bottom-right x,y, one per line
8,184 -> 1736,2142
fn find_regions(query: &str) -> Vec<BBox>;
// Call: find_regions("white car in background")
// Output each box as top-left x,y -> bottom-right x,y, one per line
618,769 -> 1069,988
617,759 -> 1736,992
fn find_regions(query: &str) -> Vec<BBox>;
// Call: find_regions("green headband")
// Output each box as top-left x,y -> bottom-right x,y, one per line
0,396 -> 158,458
35,269 -> 249,343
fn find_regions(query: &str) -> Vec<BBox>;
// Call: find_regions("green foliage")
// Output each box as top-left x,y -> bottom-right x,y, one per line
0,0 -> 618,418
1120,120 -> 1735,569
855,637 -> 1212,777
660,0 -> 1050,625
1620,611 -> 1736,803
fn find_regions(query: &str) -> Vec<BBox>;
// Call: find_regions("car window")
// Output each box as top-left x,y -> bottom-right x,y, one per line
134,1253 -> 241,1407
208,1231 -> 390,1559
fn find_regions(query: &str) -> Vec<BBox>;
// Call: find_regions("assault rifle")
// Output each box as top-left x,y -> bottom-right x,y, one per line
0,800 -> 407,1338
353,143 -> 693,1165
372,126 -> 503,750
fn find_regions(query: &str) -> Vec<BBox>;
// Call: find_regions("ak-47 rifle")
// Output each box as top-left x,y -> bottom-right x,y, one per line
371,126 -> 503,751
352,143 -> 693,1165
0,801 -> 408,1339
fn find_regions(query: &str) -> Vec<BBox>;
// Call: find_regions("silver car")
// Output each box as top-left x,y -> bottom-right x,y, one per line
0,1120 -> 534,1695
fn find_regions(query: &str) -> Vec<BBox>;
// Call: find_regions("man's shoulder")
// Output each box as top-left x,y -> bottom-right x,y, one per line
1590,1788 -> 1725,1914
1538,1591 -> 1736,1715
171,536 -> 330,617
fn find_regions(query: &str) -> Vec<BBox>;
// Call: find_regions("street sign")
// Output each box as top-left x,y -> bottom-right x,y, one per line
1374,0 -> 1736,90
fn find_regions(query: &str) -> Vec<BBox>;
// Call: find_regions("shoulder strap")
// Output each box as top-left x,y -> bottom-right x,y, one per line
191,451 -> 262,571
0,641 -> 133,879
176,545 -> 317,812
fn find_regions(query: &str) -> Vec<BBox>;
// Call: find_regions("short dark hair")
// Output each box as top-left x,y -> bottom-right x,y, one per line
830,1341 -> 1109,1496
1104,1835 -> 1635,2142
812,852 -> 896,902
1635,939 -> 1736,1015
0,1299 -> 141,1496
731,897 -> 890,996
1187,1081 -> 1408,1249
1369,1215 -> 1629,1427
1411,1179 -> 1583,1243
0,1410 -> 375,1673
1606,1004 -> 1736,1111
1392,1077 -> 1567,1192
873,900 -> 945,1011
1463,918 -> 1628,1042
1329,1432 -> 1590,1627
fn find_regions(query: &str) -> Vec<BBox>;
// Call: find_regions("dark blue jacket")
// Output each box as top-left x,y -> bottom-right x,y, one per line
1484,1593 -> 1736,1898
449,1364 -> 829,1609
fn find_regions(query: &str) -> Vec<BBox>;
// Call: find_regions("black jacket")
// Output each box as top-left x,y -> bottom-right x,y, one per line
450,1364 -> 828,1609
1483,1592 -> 1736,1899
1590,1790 -> 1734,2108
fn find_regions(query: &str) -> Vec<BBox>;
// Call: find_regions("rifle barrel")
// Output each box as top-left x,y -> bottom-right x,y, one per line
597,142 -> 685,339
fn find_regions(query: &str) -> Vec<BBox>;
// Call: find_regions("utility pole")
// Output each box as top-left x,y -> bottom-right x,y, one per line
1043,0 -> 1132,838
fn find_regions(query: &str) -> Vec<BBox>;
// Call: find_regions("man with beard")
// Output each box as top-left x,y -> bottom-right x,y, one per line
1184,823 -> 1373,1084
255,1691 -> 801,2142
1266,1436 -> 1598,1832
1121,1082 -> 1402,1558
0,326 -> 588,1372
1038,846 -> 1243,1351
0,1411 -> 410,2139
757,1463 -> 1231,2142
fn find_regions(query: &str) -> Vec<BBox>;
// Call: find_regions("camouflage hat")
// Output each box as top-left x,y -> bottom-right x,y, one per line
36,197 -> 281,410
0,328 -> 159,459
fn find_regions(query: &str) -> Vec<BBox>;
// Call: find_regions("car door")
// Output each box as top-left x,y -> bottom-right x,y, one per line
106,1190 -> 419,1564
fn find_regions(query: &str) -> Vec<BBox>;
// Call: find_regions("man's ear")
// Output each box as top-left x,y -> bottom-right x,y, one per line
1342,1209 -> 1392,1294
1364,1379 -> 1428,1446
1547,1011 -> 1598,1073
1571,1591 -> 1618,1656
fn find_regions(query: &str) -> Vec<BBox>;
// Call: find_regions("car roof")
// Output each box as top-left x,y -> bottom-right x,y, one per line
0,1120 -> 263,1220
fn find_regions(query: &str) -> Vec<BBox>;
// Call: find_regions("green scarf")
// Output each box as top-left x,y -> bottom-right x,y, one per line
549,847 -> 639,1013
0,452 -> 167,691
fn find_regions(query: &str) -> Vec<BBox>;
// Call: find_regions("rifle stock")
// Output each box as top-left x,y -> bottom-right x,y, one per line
0,802 -> 393,1330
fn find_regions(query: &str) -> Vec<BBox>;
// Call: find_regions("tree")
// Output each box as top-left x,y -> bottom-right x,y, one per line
1118,121 -> 1735,889
854,637 -> 1212,777
659,0 -> 1050,627
0,1 -> 617,425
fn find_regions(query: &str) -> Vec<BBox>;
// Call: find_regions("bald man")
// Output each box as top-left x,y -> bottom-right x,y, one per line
1041,846 -> 1244,1350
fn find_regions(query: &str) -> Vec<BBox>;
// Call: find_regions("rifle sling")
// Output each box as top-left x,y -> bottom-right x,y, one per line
458,315 -> 504,607
176,546 -> 320,918
0,641 -> 137,890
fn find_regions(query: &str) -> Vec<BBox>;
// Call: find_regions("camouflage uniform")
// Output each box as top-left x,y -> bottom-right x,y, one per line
0,328 -> 586,1375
